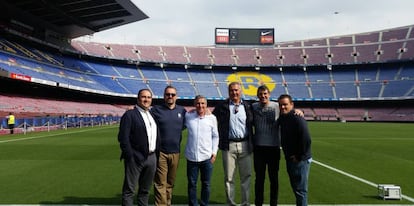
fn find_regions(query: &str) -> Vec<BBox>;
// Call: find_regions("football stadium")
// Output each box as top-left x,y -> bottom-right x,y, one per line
0,1 -> 413,205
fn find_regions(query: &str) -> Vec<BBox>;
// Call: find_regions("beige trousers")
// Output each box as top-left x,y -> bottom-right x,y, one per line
154,152 -> 180,206
222,141 -> 252,206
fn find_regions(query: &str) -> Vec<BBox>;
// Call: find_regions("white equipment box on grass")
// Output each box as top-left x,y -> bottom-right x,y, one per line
378,184 -> 402,200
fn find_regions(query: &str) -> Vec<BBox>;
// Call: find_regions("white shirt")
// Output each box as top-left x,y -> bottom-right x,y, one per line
137,105 -> 157,153
184,111 -> 219,162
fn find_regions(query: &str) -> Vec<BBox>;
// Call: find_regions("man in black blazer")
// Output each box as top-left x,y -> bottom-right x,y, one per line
118,89 -> 159,206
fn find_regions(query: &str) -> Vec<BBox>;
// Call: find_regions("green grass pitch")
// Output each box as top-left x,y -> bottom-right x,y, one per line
0,122 -> 413,205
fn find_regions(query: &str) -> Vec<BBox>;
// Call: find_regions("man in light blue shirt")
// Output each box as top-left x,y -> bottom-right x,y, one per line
185,95 -> 219,206
213,82 -> 254,206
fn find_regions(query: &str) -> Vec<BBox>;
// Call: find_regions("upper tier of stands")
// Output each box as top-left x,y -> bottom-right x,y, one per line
0,24 -> 413,101
1,41 -> 413,101
71,25 -> 414,67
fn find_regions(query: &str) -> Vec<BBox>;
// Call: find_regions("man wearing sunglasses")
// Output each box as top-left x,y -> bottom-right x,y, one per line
152,86 -> 187,206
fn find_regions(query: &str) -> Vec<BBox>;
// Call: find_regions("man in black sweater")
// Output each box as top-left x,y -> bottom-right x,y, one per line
278,94 -> 312,206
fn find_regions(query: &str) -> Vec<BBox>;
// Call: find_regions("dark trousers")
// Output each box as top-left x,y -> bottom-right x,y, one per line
122,153 -> 157,206
8,124 -> 14,134
254,146 -> 280,206
187,159 -> 213,206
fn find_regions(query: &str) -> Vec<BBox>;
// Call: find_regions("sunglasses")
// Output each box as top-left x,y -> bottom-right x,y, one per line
234,104 -> 239,114
165,93 -> 176,97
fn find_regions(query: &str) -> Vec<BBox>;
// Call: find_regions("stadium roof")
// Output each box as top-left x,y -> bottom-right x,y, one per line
0,0 -> 148,39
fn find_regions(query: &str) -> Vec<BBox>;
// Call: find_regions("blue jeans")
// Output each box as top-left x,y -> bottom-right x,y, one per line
187,159 -> 213,206
286,159 -> 311,206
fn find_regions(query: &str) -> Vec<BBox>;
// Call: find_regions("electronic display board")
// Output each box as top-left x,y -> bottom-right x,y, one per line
215,28 -> 274,45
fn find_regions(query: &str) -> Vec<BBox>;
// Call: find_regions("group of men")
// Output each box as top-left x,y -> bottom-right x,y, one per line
117,82 -> 312,206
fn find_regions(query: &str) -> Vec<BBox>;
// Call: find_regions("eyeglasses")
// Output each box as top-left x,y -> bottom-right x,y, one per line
234,104 -> 239,114
165,93 -> 176,97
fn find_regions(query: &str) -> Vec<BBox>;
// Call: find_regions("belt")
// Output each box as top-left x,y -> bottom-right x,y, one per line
229,138 -> 247,142
148,151 -> 155,155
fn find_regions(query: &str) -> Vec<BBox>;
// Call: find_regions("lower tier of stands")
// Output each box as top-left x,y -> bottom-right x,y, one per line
1,95 -> 413,135
0,94 -> 126,119
298,107 -> 414,122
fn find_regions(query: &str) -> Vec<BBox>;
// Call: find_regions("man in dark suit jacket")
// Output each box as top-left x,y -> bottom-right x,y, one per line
118,89 -> 160,206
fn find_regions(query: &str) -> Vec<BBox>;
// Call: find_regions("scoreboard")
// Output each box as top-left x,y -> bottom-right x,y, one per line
215,28 -> 274,45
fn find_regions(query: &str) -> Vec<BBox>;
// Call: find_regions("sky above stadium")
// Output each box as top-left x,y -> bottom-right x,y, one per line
75,0 -> 414,46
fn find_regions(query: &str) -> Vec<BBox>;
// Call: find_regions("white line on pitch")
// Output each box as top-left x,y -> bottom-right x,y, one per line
313,159 -> 414,203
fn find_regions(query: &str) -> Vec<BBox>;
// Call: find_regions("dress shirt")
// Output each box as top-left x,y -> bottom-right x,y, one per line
137,105 -> 157,153
229,101 -> 247,139
184,111 -> 219,162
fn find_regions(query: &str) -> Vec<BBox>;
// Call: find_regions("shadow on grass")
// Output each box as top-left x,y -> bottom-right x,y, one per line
39,194 -> 223,205
363,195 -> 408,204
40,194 -> 122,204
363,195 -> 382,200
171,195 -> 223,204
